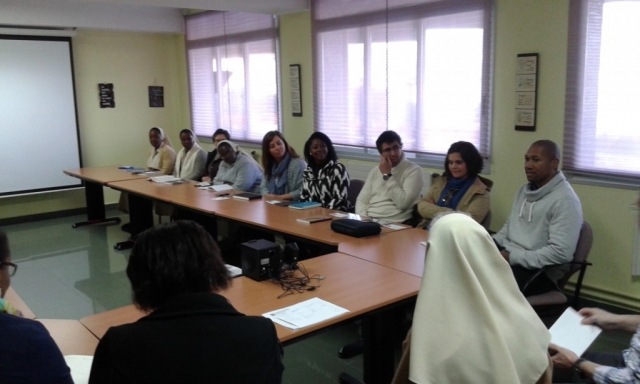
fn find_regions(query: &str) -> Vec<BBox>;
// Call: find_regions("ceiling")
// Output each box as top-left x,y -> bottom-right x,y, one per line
0,0 -> 310,33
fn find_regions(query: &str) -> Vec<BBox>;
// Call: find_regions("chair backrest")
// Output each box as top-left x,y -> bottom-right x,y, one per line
347,179 -> 365,212
557,221 -> 593,289
480,210 -> 492,231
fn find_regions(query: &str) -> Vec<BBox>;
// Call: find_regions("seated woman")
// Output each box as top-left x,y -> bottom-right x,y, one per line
0,231 -> 73,384
202,128 -> 230,182
147,127 -> 176,174
118,127 -> 176,221
259,131 -> 306,201
174,129 -> 207,181
213,140 -> 262,193
299,132 -> 351,211
392,213 -> 552,384
88,221 -> 284,384
416,141 -> 491,228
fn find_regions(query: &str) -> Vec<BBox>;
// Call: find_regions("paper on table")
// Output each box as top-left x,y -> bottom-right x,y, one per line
549,307 -> 602,356
210,184 -> 233,192
383,224 -> 405,230
64,355 -> 93,384
150,175 -> 180,183
263,297 -> 350,330
420,241 -> 427,246
330,212 -> 348,218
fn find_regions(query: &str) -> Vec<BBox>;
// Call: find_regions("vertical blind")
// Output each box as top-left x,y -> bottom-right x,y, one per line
311,0 -> 493,156
564,0 -> 640,179
185,11 -> 280,142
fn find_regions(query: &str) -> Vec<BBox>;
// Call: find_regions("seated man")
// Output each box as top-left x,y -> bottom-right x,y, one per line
213,140 -> 262,193
356,130 -> 424,223
493,140 -> 583,295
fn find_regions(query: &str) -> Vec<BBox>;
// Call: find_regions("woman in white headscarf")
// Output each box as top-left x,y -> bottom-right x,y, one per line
119,127 -> 177,220
393,213 -> 552,384
147,127 -> 176,174
174,129 -> 207,181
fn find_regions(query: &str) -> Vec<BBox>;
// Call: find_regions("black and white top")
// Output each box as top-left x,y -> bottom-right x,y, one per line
299,160 -> 351,212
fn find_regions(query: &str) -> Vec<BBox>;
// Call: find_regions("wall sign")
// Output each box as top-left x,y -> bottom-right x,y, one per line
149,86 -> 164,108
98,83 -> 115,108
290,64 -> 302,117
515,53 -> 538,131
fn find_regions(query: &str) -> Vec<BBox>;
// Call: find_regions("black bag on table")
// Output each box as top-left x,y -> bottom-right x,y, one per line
330,219 -> 381,238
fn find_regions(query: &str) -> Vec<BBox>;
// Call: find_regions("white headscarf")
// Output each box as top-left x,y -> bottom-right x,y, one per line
217,139 -> 263,171
147,127 -> 173,170
175,129 -> 203,178
409,213 -> 550,384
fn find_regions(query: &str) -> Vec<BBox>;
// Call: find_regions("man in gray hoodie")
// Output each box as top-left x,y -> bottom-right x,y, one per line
493,140 -> 583,296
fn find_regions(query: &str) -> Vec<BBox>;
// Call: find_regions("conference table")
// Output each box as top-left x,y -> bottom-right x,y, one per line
107,178 -> 215,249
106,173 -> 407,250
37,319 -> 99,356
80,252 -> 421,384
63,167 -> 151,228
338,227 -> 429,277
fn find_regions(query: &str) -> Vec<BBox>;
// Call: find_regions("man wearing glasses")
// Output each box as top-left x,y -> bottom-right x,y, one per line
493,140 -> 583,295
356,130 -> 424,223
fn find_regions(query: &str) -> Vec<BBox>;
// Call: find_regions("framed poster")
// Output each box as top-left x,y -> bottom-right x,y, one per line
149,86 -> 164,108
290,64 -> 302,117
515,53 -> 538,131
99,83 -> 115,108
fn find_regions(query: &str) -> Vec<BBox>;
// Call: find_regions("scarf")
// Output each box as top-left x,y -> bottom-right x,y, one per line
267,153 -> 292,195
0,297 -> 22,317
436,176 -> 475,209
175,143 -> 203,179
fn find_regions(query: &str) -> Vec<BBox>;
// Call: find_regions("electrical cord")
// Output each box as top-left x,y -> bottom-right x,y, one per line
271,262 -> 323,299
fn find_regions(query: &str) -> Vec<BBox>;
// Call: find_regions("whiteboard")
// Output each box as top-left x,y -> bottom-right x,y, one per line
0,36 -> 82,197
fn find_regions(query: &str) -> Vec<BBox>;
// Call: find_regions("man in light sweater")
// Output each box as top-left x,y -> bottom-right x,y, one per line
356,131 -> 424,223
493,140 -> 583,295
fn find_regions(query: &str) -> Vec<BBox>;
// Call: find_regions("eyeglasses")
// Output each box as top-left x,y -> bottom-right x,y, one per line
381,145 -> 403,154
0,261 -> 17,277
441,188 -> 460,207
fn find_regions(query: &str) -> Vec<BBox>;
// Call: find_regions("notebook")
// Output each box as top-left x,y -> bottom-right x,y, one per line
297,216 -> 332,224
288,201 -> 322,210
232,192 -> 262,201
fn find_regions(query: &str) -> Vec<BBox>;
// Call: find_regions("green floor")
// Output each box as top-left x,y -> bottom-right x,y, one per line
3,209 -> 363,383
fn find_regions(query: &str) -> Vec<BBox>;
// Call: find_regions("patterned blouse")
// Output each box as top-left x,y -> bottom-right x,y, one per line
299,160 -> 351,212
594,325 -> 640,383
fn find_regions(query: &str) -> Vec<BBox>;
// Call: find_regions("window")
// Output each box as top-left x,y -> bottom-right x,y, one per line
565,0 -> 640,182
185,12 -> 280,142
311,0 -> 493,160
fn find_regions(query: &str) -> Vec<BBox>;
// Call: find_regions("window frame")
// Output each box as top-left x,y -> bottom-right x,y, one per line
311,0 -> 494,169
185,11 -> 282,144
564,0 -> 640,189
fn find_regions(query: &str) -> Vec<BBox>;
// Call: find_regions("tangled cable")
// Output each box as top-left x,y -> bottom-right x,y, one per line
271,262 -> 323,299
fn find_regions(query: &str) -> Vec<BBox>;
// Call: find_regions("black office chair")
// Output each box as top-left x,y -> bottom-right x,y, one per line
525,221 -> 593,317
347,179 -> 365,213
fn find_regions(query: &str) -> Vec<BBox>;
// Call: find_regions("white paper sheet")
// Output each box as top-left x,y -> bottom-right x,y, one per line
64,355 -> 93,384
210,184 -> 233,192
263,297 -> 350,330
149,175 -> 180,183
549,307 -> 602,356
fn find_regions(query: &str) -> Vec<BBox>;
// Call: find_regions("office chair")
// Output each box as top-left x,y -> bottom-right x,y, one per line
347,179 -> 365,213
480,210 -> 492,232
525,221 -> 593,317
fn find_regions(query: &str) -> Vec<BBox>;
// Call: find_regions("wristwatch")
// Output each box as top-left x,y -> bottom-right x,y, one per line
383,173 -> 392,181
573,358 -> 587,378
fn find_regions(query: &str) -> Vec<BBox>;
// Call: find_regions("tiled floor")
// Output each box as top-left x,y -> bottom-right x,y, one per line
3,209 -> 363,383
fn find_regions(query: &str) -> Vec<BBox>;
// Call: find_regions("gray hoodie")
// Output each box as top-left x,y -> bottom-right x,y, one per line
494,171 -> 583,282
